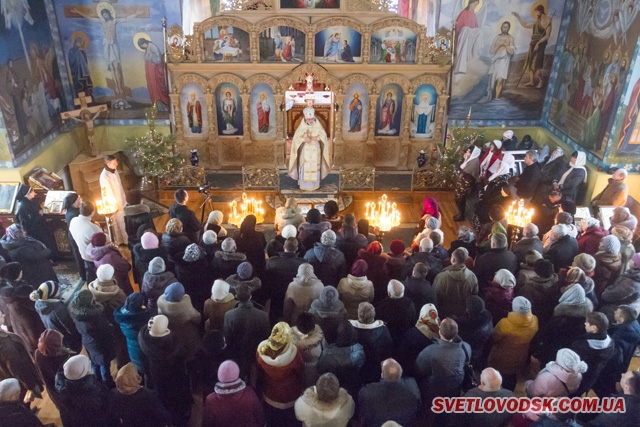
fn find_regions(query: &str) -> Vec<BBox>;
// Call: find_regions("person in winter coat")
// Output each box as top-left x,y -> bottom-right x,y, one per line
516,259 -> 558,326
234,215 -> 267,278
403,262 -> 437,311
588,370 -> 640,427
204,279 -> 236,332
213,237 -> 247,280
123,190 -> 155,247
611,225 -> 635,275
309,286 -> 349,345
0,225 -> 57,289
404,237 -> 444,284
141,256 -> 176,315
559,256 -> 599,307
201,230 -> 221,264
350,302 -> 393,384
295,372 -> 355,427
525,348 -> 587,397
169,189 -> 201,244
386,239 -> 407,280
203,359 -> 265,427
175,243 -> 211,312
298,208 -> 332,250
70,290 -> 116,387
455,296 -> 493,371
433,247 -> 479,319
577,217 -> 608,256
203,210 -> 228,240
107,362 -> 171,427
63,193 -> 86,280
266,224 -> 306,259
448,225 -> 478,260
337,260 -> 374,319
15,184 -> 57,260
0,378 -> 45,427
193,330 -> 228,397
534,147 -> 566,203
291,312 -> 325,388
0,277 -> 45,352
483,269 -> 516,325
610,206 -> 638,233
593,235 -> 623,296
316,320 -> 365,395
487,297 -> 539,390
31,280 -> 82,353
114,293 -> 152,375
257,322 -> 305,426
600,253 -> 640,321
157,282 -> 201,361
335,214 -> 368,268
138,315 -> 192,427
226,261 -> 262,297
474,232 -> 519,290
34,330 -> 73,419
283,263 -> 324,326
90,232 -> 133,295
55,354 -> 109,427
512,223 -> 544,264
397,303 -> 439,377
355,242 -> 390,304
304,230 -> 348,289
375,280 -> 417,346
553,151 -> 587,202
545,224 -> 580,272
265,236 -> 305,324
517,250 -> 544,286
132,231 -> 167,287
161,218 -> 192,270
592,168 -> 628,207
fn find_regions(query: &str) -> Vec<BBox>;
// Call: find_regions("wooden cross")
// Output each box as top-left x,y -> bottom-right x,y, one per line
61,92 -> 107,157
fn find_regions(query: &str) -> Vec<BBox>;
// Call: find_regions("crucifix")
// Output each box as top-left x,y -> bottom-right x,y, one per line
61,92 -> 108,157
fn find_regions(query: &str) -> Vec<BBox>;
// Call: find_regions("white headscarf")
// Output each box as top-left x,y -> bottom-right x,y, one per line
555,348 -> 588,374
548,147 -> 564,163
558,152 -> 587,186
488,153 -> 516,182
460,146 -> 481,170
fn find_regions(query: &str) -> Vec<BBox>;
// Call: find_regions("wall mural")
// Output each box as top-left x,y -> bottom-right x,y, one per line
314,27 -> 362,63
203,26 -> 250,62
215,83 -> 243,136
250,83 -> 276,139
280,0 -> 340,9
0,0 -> 66,159
437,0 -> 566,121
342,82 -> 368,139
259,26 -> 305,63
370,27 -> 417,64
549,0 -> 640,159
375,83 -> 403,136
410,84 -> 437,138
613,52 -> 640,158
181,83 -> 208,139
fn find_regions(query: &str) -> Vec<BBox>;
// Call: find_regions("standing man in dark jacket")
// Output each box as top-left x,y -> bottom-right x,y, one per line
304,230 -> 348,288
587,370 -> 640,426
515,150 -> 542,200
169,189 -> 201,244
545,224 -> 580,272
403,262 -> 437,310
404,238 -> 443,283
376,280 -> 417,346
474,233 -> 518,291
265,237 -> 305,324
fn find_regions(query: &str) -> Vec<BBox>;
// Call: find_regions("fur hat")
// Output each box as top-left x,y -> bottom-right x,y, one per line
389,239 -> 406,256
600,235 -> 621,254
316,373 -> 340,403
556,212 -> 573,225
351,259 -> 368,277
183,243 -> 201,262
73,289 -> 93,308
321,229 -> 337,246
202,230 -> 217,245
320,286 -> 339,304
221,237 -> 236,253
148,315 -> 170,337
426,216 -> 440,231
552,224 -> 568,237
211,280 -> 230,301
573,253 -> 596,273
148,257 -> 165,275
218,360 -> 240,383
524,250 -> 543,267
96,264 -> 115,282
29,280 -> 59,301
512,296 -> 531,314
457,226 -> 474,243
503,130 -> 514,139
38,329 -> 64,357
164,282 -> 185,302
141,232 -> 159,249
64,355 -> 92,380
90,232 -> 107,247
115,363 -> 142,395
237,262 -> 253,280
0,378 -> 20,402
282,224 -> 297,239
494,269 -> 516,288
358,302 -> 375,324
611,225 -> 633,242
1,262 -> 21,281
207,210 -> 223,225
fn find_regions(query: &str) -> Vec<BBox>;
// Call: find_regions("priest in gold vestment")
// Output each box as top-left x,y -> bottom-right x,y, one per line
288,107 -> 332,191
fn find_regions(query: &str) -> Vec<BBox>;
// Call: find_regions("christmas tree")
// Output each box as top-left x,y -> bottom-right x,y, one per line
126,105 -> 183,184
439,119 -> 485,187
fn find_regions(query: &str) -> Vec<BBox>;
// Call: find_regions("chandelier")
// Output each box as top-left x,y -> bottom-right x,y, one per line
365,194 -> 401,232
506,199 -> 534,228
228,193 -> 265,228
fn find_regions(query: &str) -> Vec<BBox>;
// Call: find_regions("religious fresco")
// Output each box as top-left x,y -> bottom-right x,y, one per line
203,26 -> 250,62
259,26 -> 305,63
369,27 -> 417,64
375,83 -> 403,136
181,83 -> 208,139
215,83 -> 243,136
280,0 -> 340,9
250,83 -> 276,139
612,53 -> 640,159
314,27 -> 362,63
0,0 -> 66,159
342,83 -> 368,139
549,0 -> 640,159
410,84 -> 437,138
397,0 -> 438,34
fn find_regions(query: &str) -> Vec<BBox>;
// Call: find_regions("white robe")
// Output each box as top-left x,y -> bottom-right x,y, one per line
100,168 -> 128,245
288,118 -> 331,191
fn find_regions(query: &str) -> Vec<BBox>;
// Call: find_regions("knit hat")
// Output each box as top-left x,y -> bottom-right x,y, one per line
524,250 -> 543,267
183,243 -> 201,262
148,257 -> 166,274
73,289 -> 93,308
632,253 -> 640,269
208,210 -> 224,225
316,373 -> 340,403
457,226 -> 474,243
202,230 -> 217,245
64,355 -> 92,380
351,259 -> 368,277
612,225 -> 633,242
556,348 -> 588,374
62,193 -> 79,210
467,295 -> 486,316
552,224 -> 568,237
115,363 -> 142,395
38,329 -> 64,357
600,235 -> 621,254
141,232 -> 159,249
1,262 -> 21,281
556,212 -> 573,225
0,379 -> 20,402
91,232 -> 107,247
503,130 -> 514,139
237,262 -> 253,280
282,224 -> 297,239
124,292 -> 145,312
426,216 -> 440,231
512,296 -> 531,314
389,239 -> 406,256
148,315 -> 170,337
320,286 -> 339,304
321,229 -> 337,246
584,217 -> 600,229
367,241 -> 382,255
29,280 -> 59,301
494,269 -> 516,289
211,280 -> 230,301
165,282 -> 185,302
218,360 -> 240,383
221,237 -> 236,252
566,267 -> 586,285
573,253 -> 596,274
358,302 -> 376,324
492,139 -> 503,149
96,264 -> 115,281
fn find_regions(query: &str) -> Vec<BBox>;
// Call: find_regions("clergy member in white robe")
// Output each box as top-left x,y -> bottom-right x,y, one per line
288,107 -> 332,191
99,155 -> 128,245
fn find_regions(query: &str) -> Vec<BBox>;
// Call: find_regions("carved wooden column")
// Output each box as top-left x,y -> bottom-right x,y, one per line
205,91 -> 218,167
250,29 -> 258,63
240,93 -> 252,164
170,91 -> 184,150
333,93 -> 345,168
435,94 -> 449,143
196,33 -> 203,63
306,31 -> 314,64
399,94 -> 415,170
366,94 -> 378,166
274,93 -> 285,167
362,29 -> 371,63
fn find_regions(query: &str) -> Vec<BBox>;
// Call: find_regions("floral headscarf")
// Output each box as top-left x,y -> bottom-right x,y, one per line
416,303 -> 440,339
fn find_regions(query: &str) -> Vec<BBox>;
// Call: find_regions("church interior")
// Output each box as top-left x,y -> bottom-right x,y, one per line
1,0 -> 640,425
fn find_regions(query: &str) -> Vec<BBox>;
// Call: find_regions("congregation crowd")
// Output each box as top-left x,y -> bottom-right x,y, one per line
0,136 -> 640,427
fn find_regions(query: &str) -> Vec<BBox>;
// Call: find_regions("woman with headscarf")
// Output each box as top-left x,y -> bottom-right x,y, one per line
473,153 -> 516,231
357,242 -> 390,304
599,253 -> 640,322
593,235 -> 623,296
0,224 -> 57,289
309,286 -> 349,344
610,206 -> 638,233
454,145 -> 481,221
553,151 -> 587,202
203,279 -> 236,332
455,295 -> 493,370
291,312 -> 325,388
257,322 -> 305,425
283,263 -> 324,326
483,269 -> 516,325
34,329 -> 74,419
420,196 -> 441,220
113,293 -> 153,376
63,192 -> 85,279
577,217 -> 608,256
448,225 -> 477,259
234,215 -> 267,278
31,280 -> 82,353
611,226 -> 635,275
337,260 -> 374,319
203,210 -> 227,240
298,208 -> 332,250
14,184 -> 58,260
397,303 -> 439,377
525,348 -> 587,397
213,237 -> 247,280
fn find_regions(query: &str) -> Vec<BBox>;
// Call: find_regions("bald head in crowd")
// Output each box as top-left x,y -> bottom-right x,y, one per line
480,368 -> 503,392
381,358 -> 403,383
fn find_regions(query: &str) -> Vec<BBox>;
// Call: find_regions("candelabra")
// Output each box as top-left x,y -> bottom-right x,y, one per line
505,199 -> 534,248
96,189 -> 118,243
228,193 -> 265,228
365,194 -> 401,241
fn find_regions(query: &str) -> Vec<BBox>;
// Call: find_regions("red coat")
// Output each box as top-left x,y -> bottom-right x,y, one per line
202,382 -> 265,427
577,227 -> 608,256
257,344 -> 304,408
483,281 -> 515,325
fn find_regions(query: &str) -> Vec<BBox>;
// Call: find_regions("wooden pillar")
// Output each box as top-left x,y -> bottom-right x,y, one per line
333,93 -> 345,168
366,94 -> 378,166
275,93 -> 285,167
240,93 -> 252,164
